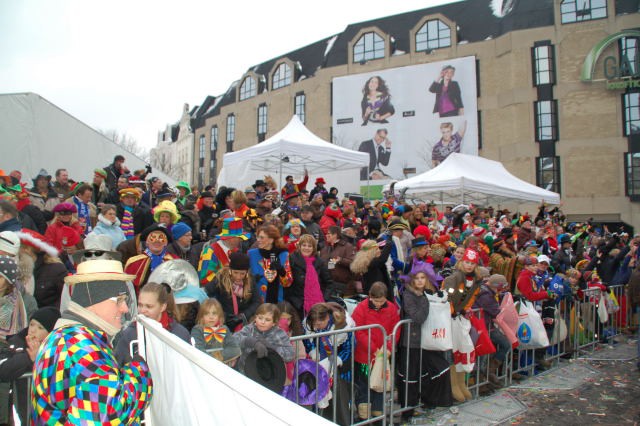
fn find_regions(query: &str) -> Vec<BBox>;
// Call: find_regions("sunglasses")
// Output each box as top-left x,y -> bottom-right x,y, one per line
147,233 -> 167,243
84,250 -> 105,258
108,293 -> 129,305
58,211 -> 73,216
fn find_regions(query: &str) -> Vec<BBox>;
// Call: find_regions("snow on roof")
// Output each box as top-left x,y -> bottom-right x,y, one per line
324,35 -> 338,58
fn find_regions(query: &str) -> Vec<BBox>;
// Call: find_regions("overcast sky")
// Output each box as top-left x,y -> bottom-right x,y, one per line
1,0 -> 458,150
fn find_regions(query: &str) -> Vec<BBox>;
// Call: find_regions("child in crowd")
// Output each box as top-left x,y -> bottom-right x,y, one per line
398,271 -> 453,422
304,302 -> 355,426
234,303 -> 294,373
276,301 -> 306,384
191,298 -> 240,364
351,282 -> 400,421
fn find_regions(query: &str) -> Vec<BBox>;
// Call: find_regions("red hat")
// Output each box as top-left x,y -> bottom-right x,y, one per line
284,192 -> 300,201
324,205 -> 342,220
315,177 -> 326,185
52,202 -> 77,214
413,225 -> 431,241
472,227 -> 485,237
15,229 -> 58,257
462,249 -> 479,264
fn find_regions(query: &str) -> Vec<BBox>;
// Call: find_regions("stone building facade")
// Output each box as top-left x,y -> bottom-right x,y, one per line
151,103 -> 194,183
188,0 -> 640,231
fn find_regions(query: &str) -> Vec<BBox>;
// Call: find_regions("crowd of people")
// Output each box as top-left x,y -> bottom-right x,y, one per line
0,156 -> 638,424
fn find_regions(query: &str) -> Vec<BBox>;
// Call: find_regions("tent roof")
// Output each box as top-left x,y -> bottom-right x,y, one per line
391,153 -> 560,206
222,115 -> 368,175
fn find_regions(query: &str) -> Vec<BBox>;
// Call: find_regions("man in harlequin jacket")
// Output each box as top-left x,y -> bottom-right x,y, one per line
31,260 -> 152,425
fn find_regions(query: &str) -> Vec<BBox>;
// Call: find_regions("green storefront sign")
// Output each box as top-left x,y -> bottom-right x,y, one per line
581,30 -> 640,89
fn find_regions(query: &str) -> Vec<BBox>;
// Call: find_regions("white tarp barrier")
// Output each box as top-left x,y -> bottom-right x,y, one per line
137,316 -> 332,426
0,93 -> 175,185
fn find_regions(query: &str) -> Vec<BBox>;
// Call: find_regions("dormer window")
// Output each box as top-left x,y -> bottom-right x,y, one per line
416,19 -> 451,51
239,76 -> 257,101
560,0 -> 606,24
353,32 -> 385,63
272,63 -> 292,89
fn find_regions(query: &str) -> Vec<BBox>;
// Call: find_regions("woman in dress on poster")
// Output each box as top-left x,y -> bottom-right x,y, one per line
361,76 -> 395,125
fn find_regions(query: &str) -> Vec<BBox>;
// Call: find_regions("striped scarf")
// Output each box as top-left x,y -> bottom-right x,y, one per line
122,206 -> 134,239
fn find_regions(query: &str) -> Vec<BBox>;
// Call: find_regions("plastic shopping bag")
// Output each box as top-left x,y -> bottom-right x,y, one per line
516,300 -> 550,349
597,294 -> 609,324
369,349 -> 391,393
549,308 -> 568,345
452,316 -> 476,373
421,292 -> 453,351
495,292 -> 519,349
469,312 -> 496,357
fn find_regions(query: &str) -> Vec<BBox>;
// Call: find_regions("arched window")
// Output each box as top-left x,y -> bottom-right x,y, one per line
272,63 -> 291,89
353,32 -> 385,62
239,77 -> 256,101
416,19 -> 451,51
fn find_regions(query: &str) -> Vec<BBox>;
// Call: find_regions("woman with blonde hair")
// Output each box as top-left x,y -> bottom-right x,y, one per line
44,203 -> 83,251
350,239 -> 393,299
287,234 -> 332,316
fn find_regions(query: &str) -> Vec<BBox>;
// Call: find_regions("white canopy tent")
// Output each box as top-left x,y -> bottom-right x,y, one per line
217,115 -> 369,192
388,153 -> 560,206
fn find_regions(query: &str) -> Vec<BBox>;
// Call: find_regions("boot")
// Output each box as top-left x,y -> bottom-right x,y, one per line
457,370 -> 472,400
358,403 -> 371,420
488,358 -> 503,387
450,368 -> 466,402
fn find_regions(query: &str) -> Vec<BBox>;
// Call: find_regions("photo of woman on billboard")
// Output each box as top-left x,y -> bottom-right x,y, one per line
361,76 -> 395,125
429,65 -> 464,117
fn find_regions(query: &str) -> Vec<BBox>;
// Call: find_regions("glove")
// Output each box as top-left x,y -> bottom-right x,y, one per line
243,336 -> 258,349
436,290 -> 444,298
254,341 -> 268,358
227,315 -> 242,330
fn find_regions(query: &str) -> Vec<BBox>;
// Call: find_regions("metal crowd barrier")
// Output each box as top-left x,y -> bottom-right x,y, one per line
18,285 -> 631,426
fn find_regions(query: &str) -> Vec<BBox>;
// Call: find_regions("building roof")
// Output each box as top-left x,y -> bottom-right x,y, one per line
191,0 -> 633,129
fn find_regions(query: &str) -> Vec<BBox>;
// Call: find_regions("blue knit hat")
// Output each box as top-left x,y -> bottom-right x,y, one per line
172,222 -> 192,240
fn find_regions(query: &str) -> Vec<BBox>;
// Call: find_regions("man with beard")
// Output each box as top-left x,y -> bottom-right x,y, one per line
52,169 -> 72,200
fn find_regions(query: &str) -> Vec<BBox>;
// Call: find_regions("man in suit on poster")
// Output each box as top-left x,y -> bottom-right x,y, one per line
358,128 -> 392,180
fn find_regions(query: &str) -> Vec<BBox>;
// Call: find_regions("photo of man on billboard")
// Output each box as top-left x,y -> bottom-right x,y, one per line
359,128 -> 392,180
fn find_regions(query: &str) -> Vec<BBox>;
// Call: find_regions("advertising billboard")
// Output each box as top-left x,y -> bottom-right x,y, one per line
332,56 -> 478,195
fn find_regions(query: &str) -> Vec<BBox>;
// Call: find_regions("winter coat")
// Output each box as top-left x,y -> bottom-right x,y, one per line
628,265 -> 640,306
352,298 -> 400,364
116,203 -> 154,236
586,246 -> 629,285
359,242 -> 393,300
44,220 -> 83,251
0,217 -> 22,232
198,206 -> 217,238
90,214 -> 126,249
472,285 -> 501,330
32,323 -> 152,424
234,323 -> 294,372
33,254 -> 67,309
516,268 -> 549,302
167,241 -> 205,270
287,251 -> 333,313
552,248 -> 575,274
116,235 -> 143,266
0,329 -> 32,424
205,278 -> 261,330
400,289 -> 429,348
28,188 -> 60,218
19,204 -> 48,234
319,238 -> 356,286
442,270 -> 482,315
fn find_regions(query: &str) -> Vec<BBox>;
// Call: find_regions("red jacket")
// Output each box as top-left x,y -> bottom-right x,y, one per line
351,298 -> 400,364
44,220 -> 83,250
516,268 -> 549,302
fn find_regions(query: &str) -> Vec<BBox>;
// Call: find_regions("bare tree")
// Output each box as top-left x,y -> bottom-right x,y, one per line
99,129 -> 150,162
